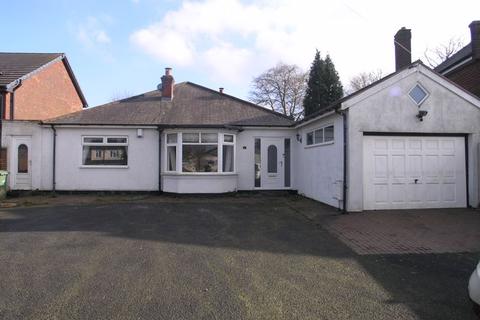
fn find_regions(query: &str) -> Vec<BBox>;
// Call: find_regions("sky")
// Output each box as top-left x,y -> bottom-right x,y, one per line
3,0 -> 479,107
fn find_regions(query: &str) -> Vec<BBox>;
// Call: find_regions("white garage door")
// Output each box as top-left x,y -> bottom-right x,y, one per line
363,135 -> 466,210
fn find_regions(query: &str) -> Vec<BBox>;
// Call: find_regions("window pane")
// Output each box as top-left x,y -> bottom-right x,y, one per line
306,132 -> 314,145
267,145 -> 277,173
167,146 -> 176,171
222,145 -> 234,172
254,138 -> 261,187
107,137 -> 127,144
224,134 -> 234,143
17,144 -> 28,173
409,84 -> 428,105
167,133 -> 177,144
83,137 -> 103,143
182,133 -> 199,143
182,145 -> 218,172
201,133 -> 218,143
82,146 -> 128,165
314,129 -> 324,144
284,139 -> 290,187
324,126 -> 334,142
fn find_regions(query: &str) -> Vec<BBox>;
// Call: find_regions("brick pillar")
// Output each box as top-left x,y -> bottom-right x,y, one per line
0,148 -> 7,170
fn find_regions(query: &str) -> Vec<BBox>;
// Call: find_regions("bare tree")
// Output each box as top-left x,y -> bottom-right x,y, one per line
347,69 -> 383,94
249,63 -> 307,120
424,37 -> 465,68
110,90 -> 133,102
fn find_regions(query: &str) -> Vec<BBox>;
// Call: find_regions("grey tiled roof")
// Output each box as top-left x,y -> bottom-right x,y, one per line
434,45 -> 472,74
0,52 -> 63,87
46,82 -> 294,127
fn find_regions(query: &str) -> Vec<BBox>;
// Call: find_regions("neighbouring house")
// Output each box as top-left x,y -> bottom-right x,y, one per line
2,29 -> 480,211
0,52 -> 87,173
435,20 -> 480,97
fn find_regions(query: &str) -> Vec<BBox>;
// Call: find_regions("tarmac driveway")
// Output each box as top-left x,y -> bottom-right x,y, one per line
0,194 -> 478,320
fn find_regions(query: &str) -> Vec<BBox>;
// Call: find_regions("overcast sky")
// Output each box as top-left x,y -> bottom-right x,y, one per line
3,0 -> 479,106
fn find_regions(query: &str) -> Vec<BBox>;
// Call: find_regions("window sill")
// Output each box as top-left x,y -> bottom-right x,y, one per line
162,172 -> 237,176
304,141 -> 334,149
79,165 -> 129,169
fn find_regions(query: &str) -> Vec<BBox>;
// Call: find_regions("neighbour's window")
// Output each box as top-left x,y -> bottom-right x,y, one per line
306,125 -> 334,146
82,136 -> 128,166
166,132 -> 235,173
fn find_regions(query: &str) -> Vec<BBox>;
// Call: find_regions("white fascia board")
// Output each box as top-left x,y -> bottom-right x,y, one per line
294,110 -> 338,129
340,66 -> 418,110
41,124 -> 158,129
418,64 -> 480,109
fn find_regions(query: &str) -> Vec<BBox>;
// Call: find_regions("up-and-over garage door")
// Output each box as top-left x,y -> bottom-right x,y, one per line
363,135 -> 466,210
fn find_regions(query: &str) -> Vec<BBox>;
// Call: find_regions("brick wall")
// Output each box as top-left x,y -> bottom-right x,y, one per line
4,60 -> 84,120
445,60 -> 480,98
0,148 -> 7,171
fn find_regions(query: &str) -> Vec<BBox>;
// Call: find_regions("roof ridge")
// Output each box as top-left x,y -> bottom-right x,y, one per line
183,81 -> 294,122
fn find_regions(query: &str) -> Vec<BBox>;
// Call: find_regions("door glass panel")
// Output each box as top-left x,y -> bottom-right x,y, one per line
254,139 -> 261,187
267,145 -> 277,173
18,144 -> 28,173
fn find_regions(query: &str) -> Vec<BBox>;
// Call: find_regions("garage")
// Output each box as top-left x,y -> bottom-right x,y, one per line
363,135 -> 467,210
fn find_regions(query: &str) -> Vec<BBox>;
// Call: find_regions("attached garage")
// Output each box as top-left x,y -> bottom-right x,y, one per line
363,135 -> 467,210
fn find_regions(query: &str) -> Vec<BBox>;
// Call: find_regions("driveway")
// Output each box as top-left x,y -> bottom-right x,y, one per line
0,194 -> 478,319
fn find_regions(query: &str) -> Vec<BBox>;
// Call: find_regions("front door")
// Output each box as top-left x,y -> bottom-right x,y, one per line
11,137 -> 32,190
260,138 -> 285,189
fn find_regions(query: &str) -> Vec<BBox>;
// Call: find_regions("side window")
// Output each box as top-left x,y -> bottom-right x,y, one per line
17,144 -> 28,173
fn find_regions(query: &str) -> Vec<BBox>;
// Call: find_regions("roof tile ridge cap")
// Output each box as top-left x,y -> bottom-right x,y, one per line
183,81 -> 294,122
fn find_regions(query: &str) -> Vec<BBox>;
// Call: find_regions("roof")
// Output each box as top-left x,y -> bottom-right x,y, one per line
434,45 -> 472,74
297,60 -> 480,126
0,52 -> 88,107
45,82 -> 295,127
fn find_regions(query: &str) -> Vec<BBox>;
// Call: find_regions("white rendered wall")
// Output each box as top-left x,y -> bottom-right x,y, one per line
345,68 -> 480,211
293,114 -> 344,208
54,127 -> 159,191
2,121 -> 54,190
235,128 -> 296,190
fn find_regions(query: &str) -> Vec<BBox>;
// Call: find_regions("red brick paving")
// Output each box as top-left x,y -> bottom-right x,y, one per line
324,208 -> 480,255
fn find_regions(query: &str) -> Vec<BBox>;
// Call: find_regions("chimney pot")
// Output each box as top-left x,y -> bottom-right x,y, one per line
219,87 -> 224,94
161,67 -> 174,100
394,27 -> 412,71
469,21 -> 480,60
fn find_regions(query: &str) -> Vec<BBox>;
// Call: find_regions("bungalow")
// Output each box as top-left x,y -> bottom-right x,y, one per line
2,28 -> 480,211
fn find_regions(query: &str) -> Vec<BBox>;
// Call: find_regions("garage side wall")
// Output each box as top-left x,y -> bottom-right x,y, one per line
294,114 -> 344,208
55,127 -> 159,191
346,71 -> 480,211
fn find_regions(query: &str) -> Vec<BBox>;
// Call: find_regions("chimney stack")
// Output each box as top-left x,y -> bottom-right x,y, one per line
469,21 -> 480,60
219,87 -> 224,94
394,27 -> 412,71
161,67 -> 174,100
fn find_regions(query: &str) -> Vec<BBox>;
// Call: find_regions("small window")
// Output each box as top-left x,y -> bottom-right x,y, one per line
224,134 -> 234,143
167,133 -> 177,144
409,84 -> 428,106
167,146 -> 177,171
83,137 -> 104,144
222,145 -> 234,172
267,145 -> 277,173
306,132 -> 314,145
106,137 -> 128,144
17,144 -> 28,173
324,126 -> 334,142
182,133 -> 200,143
201,133 -> 218,143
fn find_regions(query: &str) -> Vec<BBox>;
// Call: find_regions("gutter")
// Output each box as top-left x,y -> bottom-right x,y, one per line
51,125 -> 57,192
335,108 -> 348,214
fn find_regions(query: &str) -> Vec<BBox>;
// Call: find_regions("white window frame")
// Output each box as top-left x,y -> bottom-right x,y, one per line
163,131 -> 236,174
305,124 -> 334,147
81,136 -> 129,168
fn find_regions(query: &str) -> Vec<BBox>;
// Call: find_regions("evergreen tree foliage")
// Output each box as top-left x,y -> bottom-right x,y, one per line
303,50 -> 343,116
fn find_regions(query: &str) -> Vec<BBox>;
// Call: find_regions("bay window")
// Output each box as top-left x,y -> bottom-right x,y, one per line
82,136 -> 128,166
165,132 -> 235,173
